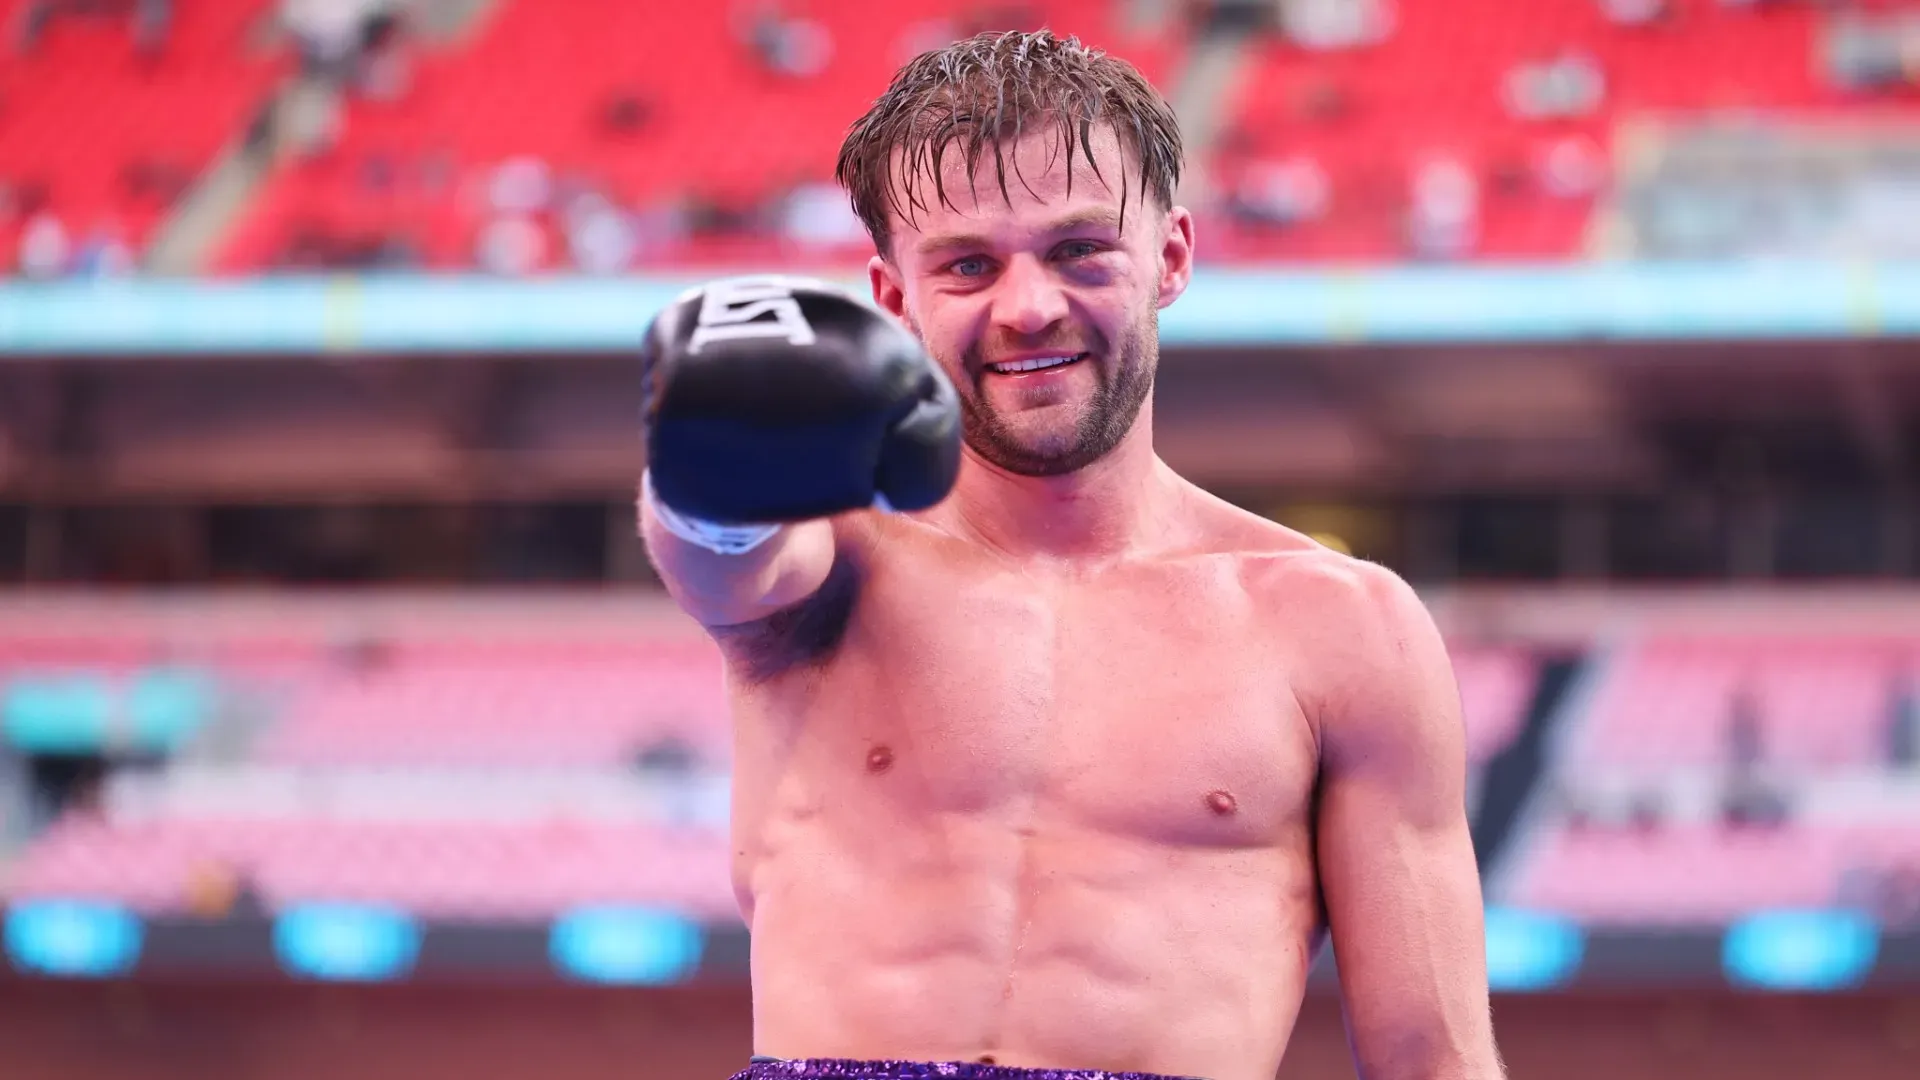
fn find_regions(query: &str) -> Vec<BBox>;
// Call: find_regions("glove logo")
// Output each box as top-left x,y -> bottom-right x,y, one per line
688,278 -> 820,355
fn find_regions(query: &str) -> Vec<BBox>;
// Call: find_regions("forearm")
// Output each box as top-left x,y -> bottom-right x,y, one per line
639,477 -> 836,629
1335,836 -> 1504,1080
1351,1028 -> 1504,1080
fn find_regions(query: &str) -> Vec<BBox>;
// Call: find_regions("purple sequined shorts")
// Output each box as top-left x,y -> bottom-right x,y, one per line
729,1058 -> 1207,1080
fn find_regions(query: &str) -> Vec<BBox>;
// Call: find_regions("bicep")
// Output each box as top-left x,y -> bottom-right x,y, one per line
1311,567 -> 1499,1080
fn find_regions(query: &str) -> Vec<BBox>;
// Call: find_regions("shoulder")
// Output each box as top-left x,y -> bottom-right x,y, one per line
1178,483 -> 1420,626
1246,543 -> 1437,702
1282,560 -> 1458,770
1179,489 -> 1454,753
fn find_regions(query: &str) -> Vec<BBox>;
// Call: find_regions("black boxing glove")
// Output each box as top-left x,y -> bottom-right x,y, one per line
640,275 -> 960,551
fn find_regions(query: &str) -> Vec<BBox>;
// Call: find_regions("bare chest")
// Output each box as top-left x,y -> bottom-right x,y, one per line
759,547 -> 1319,847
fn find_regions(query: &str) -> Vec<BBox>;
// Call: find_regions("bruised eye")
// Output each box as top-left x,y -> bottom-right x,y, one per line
1056,240 -> 1103,260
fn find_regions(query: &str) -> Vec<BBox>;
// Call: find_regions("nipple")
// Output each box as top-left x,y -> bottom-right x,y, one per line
866,745 -> 894,774
1206,789 -> 1238,816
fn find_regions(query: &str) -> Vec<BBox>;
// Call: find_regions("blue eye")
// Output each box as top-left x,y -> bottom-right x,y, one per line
1057,241 -> 1102,260
950,257 -> 990,278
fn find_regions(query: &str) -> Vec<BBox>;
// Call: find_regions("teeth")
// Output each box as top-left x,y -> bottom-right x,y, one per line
990,354 -> 1079,374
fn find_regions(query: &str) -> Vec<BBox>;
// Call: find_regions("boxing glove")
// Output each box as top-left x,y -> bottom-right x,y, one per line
641,275 -> 961,530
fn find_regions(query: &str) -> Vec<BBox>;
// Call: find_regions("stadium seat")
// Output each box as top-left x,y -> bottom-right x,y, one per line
0,615 -> 1537,923
1208,0 -> 1838,262
1503,823 -> 1849,925
0,0 -> 288,270
216,0 -> 1183,272
253,639 -> 730,767
1566,637 -> 1903,772
1,667 -> 213,755
3,811 -> 737,921
1452,645 -> 1537,764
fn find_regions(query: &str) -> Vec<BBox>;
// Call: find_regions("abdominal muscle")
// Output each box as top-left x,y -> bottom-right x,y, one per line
736,779 -> 1322,1080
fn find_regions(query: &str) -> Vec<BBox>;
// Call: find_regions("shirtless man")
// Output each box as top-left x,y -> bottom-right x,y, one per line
639,30 -> 1504,1080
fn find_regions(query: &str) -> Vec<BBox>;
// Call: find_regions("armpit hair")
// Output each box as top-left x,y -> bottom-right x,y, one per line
713,549 -> 862,684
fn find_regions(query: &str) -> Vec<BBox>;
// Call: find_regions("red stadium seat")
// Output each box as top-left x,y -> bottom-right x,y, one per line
0,0 -> 289,268
1207,0 -> 1854,263
216,0 -> 1184,273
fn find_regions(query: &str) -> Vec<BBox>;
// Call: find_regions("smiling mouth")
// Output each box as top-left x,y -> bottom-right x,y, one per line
986,353 -> 1089,375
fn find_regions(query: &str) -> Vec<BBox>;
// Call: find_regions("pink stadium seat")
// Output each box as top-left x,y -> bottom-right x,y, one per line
2,815 -> 194,912
1452,646 -> 1535,764
4,814 -> 737,921
244,634 -> 1516,768
1506,824 -> 1850,925
10,617 -> 1917,928
253,639 -> 730,767
16,807 -> 1910,924
1844,820 -> 1920,865
1571,637 -> 1902,772
249,818 -> 734,920
1753,643 -> 1897,768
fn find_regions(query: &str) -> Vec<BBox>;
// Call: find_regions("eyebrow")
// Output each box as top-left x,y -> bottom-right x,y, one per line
914,208 -> 1126,258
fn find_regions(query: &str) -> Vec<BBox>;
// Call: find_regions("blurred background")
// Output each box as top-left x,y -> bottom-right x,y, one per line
3,0 -> 1920,1077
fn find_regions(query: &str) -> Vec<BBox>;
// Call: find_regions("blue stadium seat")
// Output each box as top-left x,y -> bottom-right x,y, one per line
1,668 -> 213,755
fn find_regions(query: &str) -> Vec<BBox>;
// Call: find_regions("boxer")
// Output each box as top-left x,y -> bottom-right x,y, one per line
640,29 -> 1505,1080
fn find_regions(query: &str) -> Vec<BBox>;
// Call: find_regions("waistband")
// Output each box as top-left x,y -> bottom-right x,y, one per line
734,1058 -> 1207,1080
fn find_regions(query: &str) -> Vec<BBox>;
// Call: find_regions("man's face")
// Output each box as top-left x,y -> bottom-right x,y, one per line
870,123 -> 1194,477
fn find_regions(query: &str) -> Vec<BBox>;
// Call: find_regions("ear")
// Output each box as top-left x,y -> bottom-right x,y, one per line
1155,206 -> 1195,310
869,255 -> 908,321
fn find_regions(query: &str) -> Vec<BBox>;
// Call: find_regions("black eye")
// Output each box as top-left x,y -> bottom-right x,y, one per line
1058,241 -> 1101,260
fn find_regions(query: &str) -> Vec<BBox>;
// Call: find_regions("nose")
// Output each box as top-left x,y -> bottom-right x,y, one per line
990,254 -> 1069,338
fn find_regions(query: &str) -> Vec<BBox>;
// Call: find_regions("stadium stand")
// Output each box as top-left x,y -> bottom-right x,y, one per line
0,0 -> 287,274
1208,0 -> 1866,261
0,612 -> 1529,918
253,639 -> 729,767
0,630 -> 1527,770
1489,625 -> 1920,928
13,6 -> 1920,1074
1564,636 -> 1907,773
216,0 -> 1184,273
13,0 -> 1914,276
6,809 -> 736,920
1501,807 -> 1920,927
1502,823 -> 1849,926
1454,644 -> 1535,765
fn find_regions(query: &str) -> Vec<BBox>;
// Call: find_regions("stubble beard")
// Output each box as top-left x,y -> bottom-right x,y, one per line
912,305 -> 1160,478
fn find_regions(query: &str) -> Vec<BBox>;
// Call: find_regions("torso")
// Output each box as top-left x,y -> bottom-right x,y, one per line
720,495 -> 1335,1080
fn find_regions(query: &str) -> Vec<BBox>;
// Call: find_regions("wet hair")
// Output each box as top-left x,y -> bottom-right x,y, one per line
835,29 -> 1183,257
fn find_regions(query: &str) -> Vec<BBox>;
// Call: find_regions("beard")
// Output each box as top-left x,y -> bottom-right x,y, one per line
912,305 -> 1159,478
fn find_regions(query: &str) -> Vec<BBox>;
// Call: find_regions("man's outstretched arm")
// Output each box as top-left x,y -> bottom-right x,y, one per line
1307,561 -> 1504,1080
